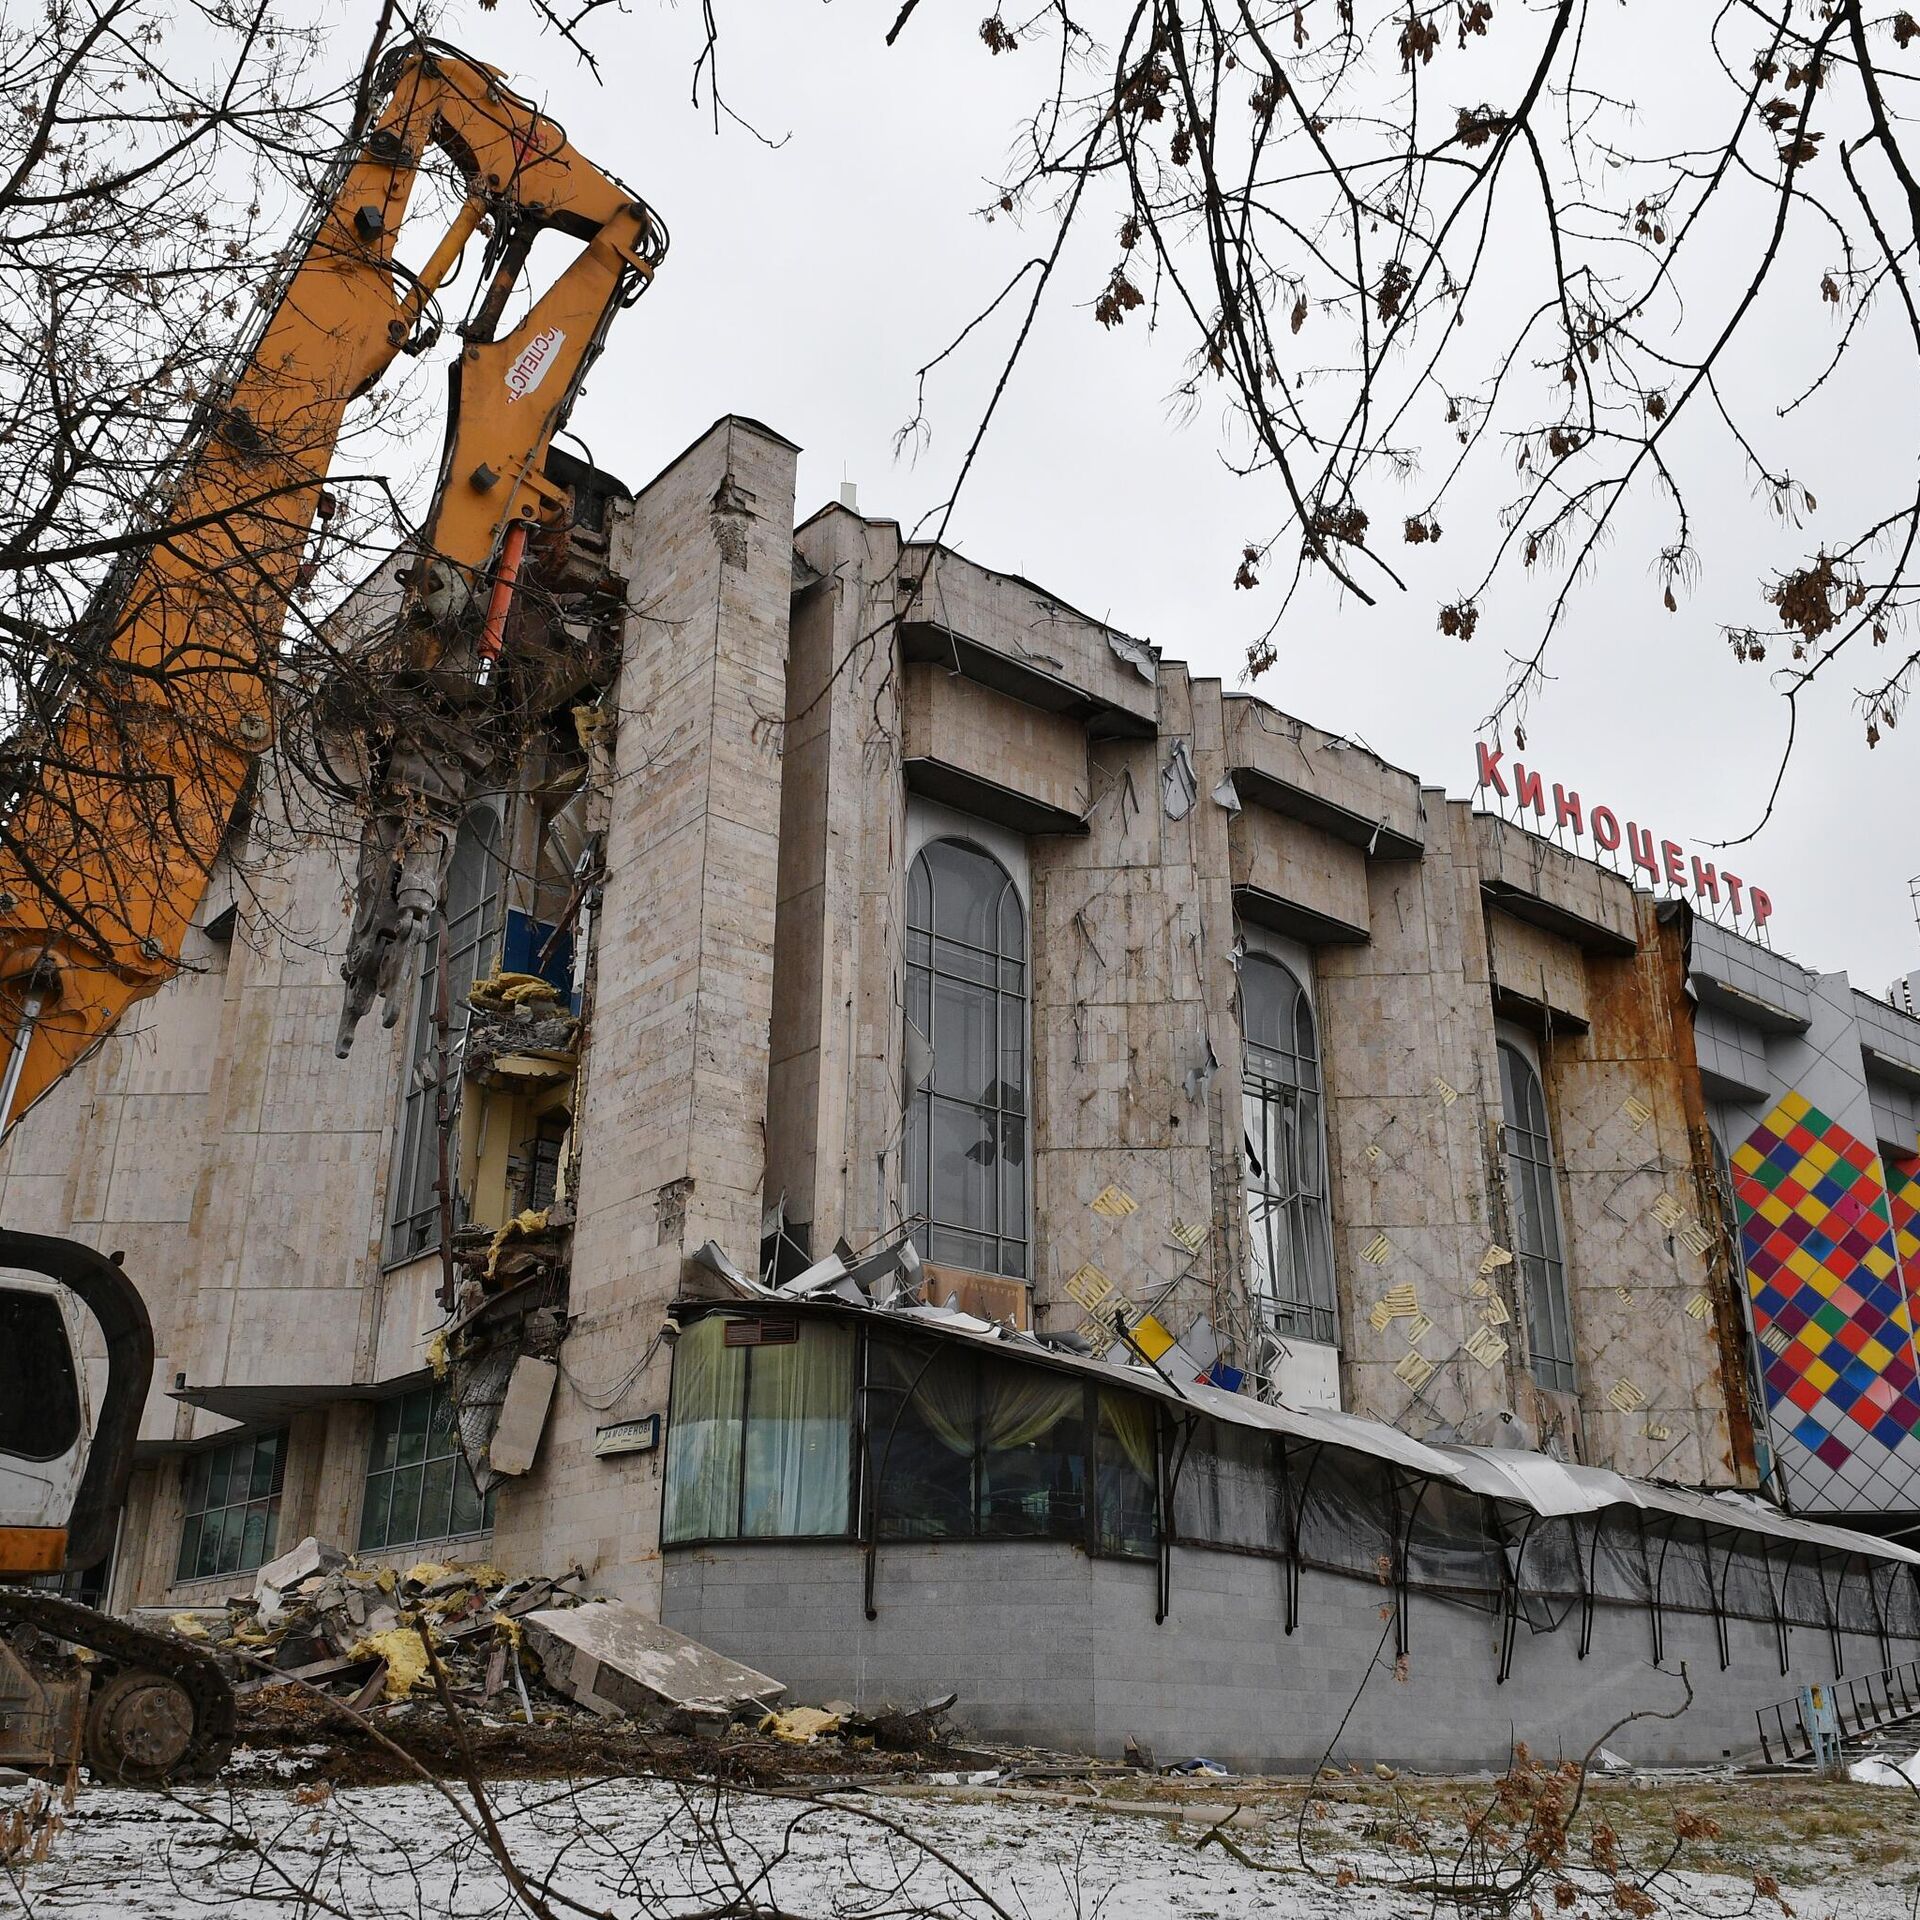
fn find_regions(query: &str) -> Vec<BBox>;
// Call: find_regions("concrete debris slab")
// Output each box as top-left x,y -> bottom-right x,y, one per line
488,1356 -> 557,1476
254,1536 -> 344,1601
522,1602 -> 785,1722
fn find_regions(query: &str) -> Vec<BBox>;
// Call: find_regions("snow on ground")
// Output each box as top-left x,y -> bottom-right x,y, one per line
5,1767 -> 1920,1920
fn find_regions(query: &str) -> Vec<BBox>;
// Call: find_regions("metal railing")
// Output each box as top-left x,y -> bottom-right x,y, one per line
1755,1659 -> 1920,1765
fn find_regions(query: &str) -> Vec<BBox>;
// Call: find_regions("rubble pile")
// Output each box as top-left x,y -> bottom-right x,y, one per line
461,971 -> 579,1099
202,1538 -> 591,1722
173,1540 -> 978,1788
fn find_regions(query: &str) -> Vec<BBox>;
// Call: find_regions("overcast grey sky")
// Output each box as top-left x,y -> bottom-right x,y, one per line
350,0 -> 1920,991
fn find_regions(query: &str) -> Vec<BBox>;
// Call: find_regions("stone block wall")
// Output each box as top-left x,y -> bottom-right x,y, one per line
1023,666 -> 1238,1356
663,1539 -> 1897,1771
1315,800 -> 1517,1434
0,804 -> 411,1461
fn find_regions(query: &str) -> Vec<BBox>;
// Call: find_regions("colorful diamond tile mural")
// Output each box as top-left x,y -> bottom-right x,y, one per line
1730,1094 -> 1920,1514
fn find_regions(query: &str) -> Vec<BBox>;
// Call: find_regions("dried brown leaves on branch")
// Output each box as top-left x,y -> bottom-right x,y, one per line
869,0 -> 1920,786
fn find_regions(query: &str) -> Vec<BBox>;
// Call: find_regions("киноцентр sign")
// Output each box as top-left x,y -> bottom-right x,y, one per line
1476,743 -> 1772,931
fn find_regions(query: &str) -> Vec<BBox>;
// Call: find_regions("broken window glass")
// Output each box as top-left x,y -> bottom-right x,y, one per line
905,838 -> 1029,1280
528,1117 -> 568,1213
386,800 -> 504,1265
1498,1041 -> 1577,1393
1515,1513 -> 1583,1600
1239,954 -> 1337,1345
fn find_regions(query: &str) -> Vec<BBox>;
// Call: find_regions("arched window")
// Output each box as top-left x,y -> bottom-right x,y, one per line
905,838 -> 1028,1279
1497,1040 -> 1575,1392
1240,954 -> 1337,1344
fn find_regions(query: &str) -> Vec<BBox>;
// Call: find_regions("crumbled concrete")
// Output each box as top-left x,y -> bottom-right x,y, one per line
522,1600 -> 785,1720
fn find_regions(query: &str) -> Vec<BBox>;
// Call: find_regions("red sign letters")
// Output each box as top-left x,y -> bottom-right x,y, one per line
1476,744 -> 1772,931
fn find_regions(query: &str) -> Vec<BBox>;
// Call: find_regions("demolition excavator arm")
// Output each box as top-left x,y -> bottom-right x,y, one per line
0,39 -> 662,1781
0,39 -> 664,1127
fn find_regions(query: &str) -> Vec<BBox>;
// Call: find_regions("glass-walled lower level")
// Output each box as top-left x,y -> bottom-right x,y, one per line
658,1305 -> 1920,1670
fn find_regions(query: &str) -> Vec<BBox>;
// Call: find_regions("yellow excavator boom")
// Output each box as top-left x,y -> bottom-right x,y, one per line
0,39 -> 664,1124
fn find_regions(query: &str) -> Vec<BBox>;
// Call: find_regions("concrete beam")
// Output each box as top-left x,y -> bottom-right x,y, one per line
1223,697 -> 1424,860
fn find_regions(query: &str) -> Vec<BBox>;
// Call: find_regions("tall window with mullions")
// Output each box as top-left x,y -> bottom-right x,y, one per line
359,1381 -> 493,1551
386,800 -> 503,1265
176,1428 -> 285,1581
904,838 -> 1029,1279
1498,1040 -> 1576,1392
1239,953 -> 1337,1345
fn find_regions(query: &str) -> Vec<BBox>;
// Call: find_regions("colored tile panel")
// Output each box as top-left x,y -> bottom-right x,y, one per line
1732,1099 -> 1920,1516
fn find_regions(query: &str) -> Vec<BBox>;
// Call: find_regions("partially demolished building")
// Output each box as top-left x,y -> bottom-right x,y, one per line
11,413 -> 1920,1767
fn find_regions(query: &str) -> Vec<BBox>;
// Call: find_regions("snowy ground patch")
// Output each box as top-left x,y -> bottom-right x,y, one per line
5,1767 -> 1919,1919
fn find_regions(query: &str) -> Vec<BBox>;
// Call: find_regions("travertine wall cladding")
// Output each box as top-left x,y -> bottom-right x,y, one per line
1487,907 -> 1591,1030
1025,667 -> 1238,1352
1315,802 -> 1517,1433
901,661 -> 1091,823
497,417 -> 799,1604
785,504 -> 909,1259
1228,805 -> 1370,942
0,786 -> 412,1456
769,530 -> 1756,1484
898,544 -> 1158,733
1476,810 -> 1638,951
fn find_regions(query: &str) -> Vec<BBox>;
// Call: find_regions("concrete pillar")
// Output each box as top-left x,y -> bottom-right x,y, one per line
1318,795 -> 1513,1433
494,417 -> 797,1606
772,506 -> 905,1254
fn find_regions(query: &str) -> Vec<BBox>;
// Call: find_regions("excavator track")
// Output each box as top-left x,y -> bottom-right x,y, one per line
0,1588 -> 234,1781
